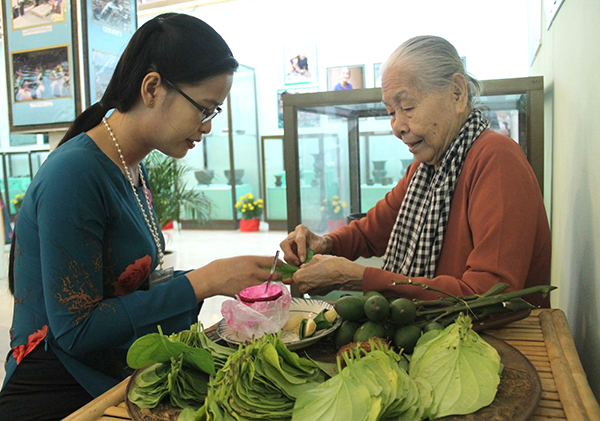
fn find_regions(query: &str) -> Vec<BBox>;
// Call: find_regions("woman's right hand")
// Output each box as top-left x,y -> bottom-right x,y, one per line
186,255 -> 282,301
280,224 -> 332,267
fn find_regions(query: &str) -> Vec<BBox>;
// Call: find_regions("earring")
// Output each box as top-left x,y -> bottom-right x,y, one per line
148,101 -> 154,107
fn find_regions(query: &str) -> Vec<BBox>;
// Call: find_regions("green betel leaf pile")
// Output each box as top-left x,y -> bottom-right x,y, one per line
179,334 -> 326,421
127,312 -> 505,420
409,314 -> 503,419
292,339 -> 432,421
127,324 -> 234,411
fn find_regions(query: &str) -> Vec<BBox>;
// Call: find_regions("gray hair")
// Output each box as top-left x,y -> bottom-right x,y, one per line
381,35 -> 482,107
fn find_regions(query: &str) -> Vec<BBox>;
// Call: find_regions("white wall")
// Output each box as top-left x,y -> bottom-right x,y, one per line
530,0 -> 600,400
151,0 -> 530,137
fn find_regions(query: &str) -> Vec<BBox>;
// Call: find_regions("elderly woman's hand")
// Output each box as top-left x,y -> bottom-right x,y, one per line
280,224 -> 333,266
284,254 -> 365,296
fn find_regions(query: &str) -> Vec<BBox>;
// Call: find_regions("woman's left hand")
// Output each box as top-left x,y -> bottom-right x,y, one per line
284,255 -> 365,295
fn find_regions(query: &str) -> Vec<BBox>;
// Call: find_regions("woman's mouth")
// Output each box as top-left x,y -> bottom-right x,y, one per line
186,139 -> 200,149
407,139 -> 423,153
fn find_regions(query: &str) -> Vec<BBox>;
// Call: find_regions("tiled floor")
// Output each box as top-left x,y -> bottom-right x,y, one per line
0,228 -> 288,386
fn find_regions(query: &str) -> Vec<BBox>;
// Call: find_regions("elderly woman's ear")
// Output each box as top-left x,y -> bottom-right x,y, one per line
451,73 -> 469,113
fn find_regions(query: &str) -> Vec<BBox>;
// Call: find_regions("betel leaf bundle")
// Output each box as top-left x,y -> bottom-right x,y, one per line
179,334 -> 326,421
292,339 -> 432,421
127,323 -> 234,411
409,314 -> 502,419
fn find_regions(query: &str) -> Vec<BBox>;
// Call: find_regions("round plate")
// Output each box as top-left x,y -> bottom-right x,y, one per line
216,297 -> 342,351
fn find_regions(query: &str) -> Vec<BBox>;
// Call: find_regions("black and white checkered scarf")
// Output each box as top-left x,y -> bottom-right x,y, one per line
382,109 -> 490,278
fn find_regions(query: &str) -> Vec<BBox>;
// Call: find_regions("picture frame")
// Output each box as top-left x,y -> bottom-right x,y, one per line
11,44 -> 72,103
82,0 -> 137,107
283,44 -> 318,86
2,0 -> 81,132
91,49 -> 119,101
91,0 -> 134,33
10,0 -> 66,32
327,64 -> 365,91
277,87 -> 320,129
374,62 -> 382,88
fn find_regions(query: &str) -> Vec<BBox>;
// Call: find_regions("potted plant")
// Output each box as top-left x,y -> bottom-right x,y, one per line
11,193 -> 25,215
321,195 -> 348,232
235,193 -> 263,232
145,151 -> 212,265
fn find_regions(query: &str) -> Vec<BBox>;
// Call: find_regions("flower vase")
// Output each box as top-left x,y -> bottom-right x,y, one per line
240,218 -> 260,232
327,219 -> 346,232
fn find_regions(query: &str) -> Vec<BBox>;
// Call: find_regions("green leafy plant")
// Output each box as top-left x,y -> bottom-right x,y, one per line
321,195 -> 348,220
234,193 -> 263,220
145,151 -> 212,229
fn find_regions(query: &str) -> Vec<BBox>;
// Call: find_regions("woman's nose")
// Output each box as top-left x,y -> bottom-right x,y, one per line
391,117 -> 409,139
199,119 -> 212,135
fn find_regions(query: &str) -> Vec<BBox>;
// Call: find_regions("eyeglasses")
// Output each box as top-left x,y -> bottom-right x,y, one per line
163,78 -> 222,123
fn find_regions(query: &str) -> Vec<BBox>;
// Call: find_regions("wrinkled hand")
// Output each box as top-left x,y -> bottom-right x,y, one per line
283,254 -> 365,296
187,255 -> 283,301
280,224 -> 332,266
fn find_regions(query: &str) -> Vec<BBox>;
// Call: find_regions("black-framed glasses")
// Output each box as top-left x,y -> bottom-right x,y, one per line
163,78 -> 222,123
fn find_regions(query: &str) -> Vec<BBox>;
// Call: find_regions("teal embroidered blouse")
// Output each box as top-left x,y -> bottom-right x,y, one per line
3,133 -> 199,397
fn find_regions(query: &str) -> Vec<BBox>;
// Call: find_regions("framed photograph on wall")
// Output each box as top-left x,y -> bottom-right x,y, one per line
2,0 -> 81,132
277,87 -> 319,128
327,65 -> 365,91
10,0 -> 66,32
11,44 -> 72,102
91,49 -> 118,101
91,0 -> 134,33
374,62 -> 382,87
283,44 -> 318,86
82,0 -> 137,107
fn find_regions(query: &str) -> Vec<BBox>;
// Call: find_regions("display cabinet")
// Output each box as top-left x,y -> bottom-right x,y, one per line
1,149 -> 50,217
282,77 -> 544,235
180,64 -> 260,229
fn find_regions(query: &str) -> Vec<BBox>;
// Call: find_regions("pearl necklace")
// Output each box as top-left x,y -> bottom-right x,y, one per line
102,117 -> 164,269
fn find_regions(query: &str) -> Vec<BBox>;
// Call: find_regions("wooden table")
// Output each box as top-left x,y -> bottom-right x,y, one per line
62,309 -> 600,421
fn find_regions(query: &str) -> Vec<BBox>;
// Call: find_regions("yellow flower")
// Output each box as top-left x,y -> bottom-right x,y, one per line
247,193 -> 253,200
320,206 -> 325,211
332,200 -> 339,206
249,205 -> 254,210
333,195 -> 339,200
11,200 -> 17,204
239,196 -> 245,201
342,201 -> 347,208
257,199 -> 263,203
235,201 -> 242,208
258,204 -> 262,208
334,206 -> 341,214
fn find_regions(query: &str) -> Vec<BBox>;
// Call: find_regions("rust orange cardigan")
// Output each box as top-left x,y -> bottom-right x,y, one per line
328,131 -> 551,307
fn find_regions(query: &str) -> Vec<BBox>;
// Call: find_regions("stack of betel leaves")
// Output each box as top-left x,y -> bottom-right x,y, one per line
333,281 -> 556,353
292,314 -> 502,421
177,334 -> 325,421
127,323 -> 234,410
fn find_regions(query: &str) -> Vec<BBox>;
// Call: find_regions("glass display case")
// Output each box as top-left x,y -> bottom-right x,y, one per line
1,149 -> 50,217
179,64 -> 260,229
282,77 -> 544,235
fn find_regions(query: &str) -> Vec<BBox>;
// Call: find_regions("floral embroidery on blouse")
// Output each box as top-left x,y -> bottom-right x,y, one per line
12,325 -> 48,365
112,255 -> 152,296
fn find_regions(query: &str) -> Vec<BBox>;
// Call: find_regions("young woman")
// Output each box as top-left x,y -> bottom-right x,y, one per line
0,13 -> 280,420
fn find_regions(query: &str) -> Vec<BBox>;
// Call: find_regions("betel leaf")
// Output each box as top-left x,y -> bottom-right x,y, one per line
408,314 -> 502,419
127,331 -> 215,375
267,248 -> 316,280
292,369 -> 372,421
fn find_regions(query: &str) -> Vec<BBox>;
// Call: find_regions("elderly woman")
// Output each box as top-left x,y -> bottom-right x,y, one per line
280,36 -> 551,307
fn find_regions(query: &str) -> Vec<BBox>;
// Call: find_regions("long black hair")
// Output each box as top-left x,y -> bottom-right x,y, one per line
8,13 -> 238,294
